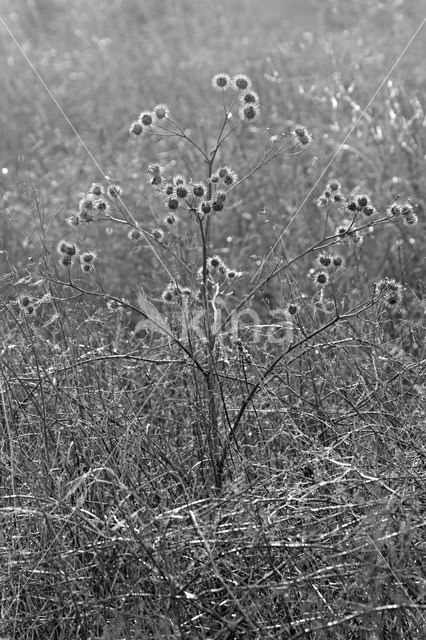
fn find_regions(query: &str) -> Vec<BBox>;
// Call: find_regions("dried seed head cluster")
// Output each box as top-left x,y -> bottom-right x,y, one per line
57,240 -> 79,267
292,124 -> 312,146
387,200 -> 418,225
161,281 -> 192,304
129,104 -> 170,136
203,255 -> 241,283
79,251 -> 97,273
375,278 -> 404,308
146,162 -> 236,222
235,338 -> 252,364
211,72 -> 261,122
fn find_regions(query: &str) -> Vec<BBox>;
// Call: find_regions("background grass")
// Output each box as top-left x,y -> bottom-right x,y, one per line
0,1 -> 425,638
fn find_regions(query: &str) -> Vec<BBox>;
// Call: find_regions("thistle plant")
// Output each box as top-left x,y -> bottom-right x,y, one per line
39,71 -> 418,492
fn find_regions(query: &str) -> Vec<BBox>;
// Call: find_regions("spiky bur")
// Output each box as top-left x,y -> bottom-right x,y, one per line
375,278 -> 404,309
211,73 -> 231,91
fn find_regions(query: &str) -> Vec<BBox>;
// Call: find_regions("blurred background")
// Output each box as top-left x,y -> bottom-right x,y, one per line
0,0 -> 425,309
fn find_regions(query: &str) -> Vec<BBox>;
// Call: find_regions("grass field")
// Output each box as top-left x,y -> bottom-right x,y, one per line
0,1 -> 425,638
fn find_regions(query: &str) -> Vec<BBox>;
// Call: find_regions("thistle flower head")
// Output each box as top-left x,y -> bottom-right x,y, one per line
175,184 -> 188,199
404,211 -> 418,225
212,200 -> 224,212
226,268 -> 241,280
79,252 -> 96,273
153,103 -> 169,120
166,197 -> 179,211
356,194 -> 370,208
94,198 -> 108,212
164,184 -> 175,195
215,190 -> 226,203
89,183 -> 104,196
233,74 -> 252,91
130,121 -> 143,136
335,223 -> 349,238
161,288 -> 174,303
292,124 -> 312,146
327,180 -> 341,192
286,302 -> 300,316
173,175 -> 186,186
165,213 -> 176,225
152,227 -> 164,241
147,163 -> 163,176
212,73 -> 231,91
151,174 -> 163,186
128,228 -> 142,241
209,255 -> 224,271
313,270 -> 330,287
59,254 -> 74,268
363,205 -> 376,216
77,209 -> 93,223
66,215 -> 79,227
199,201 -> 212,215
239,103 -> 260,122
241,90 -> 259,104
191,182 -> 206,198
108,184 -> 121,198
223,170 -> 238,186
57,241 -> 78,257
375,278 -> 403,308
332,254 -> 344,268
317,253 -> 332,268
79,195 -> 94,211
346,200 -> 359,212
138,111 -> 156,128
